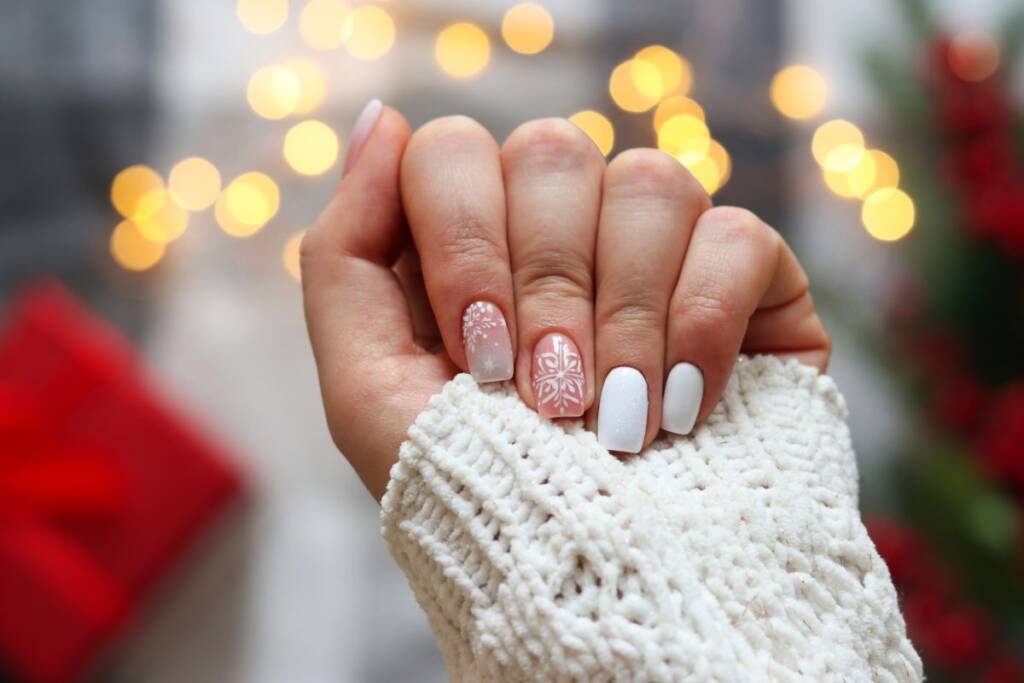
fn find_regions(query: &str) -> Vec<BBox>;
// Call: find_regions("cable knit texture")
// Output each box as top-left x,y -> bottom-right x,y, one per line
381,355 -> 922,682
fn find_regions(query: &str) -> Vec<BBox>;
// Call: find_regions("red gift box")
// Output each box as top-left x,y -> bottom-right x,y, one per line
0,283 -> 243,683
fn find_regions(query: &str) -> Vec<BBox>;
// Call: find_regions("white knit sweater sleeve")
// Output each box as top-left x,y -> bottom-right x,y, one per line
380,355 -> 922,682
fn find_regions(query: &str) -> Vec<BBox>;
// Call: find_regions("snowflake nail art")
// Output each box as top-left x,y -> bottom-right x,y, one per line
462,301 -> 514,383
532,332 -> 585,418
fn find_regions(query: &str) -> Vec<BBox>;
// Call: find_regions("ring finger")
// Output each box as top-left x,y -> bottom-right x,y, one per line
593,150 -> 710,453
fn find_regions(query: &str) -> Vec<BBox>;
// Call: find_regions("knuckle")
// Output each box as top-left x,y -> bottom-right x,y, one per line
503,118 -> 604,172
408,115 -> 495,156
670,289 -> 738,335
700,206 -> 773,249
600,295 -> 664,333
515,248 -> 593,302
605,148 -> 708,205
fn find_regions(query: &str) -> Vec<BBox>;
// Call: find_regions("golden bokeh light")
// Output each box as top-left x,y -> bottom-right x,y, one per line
708,139 -> 731,188
435,22 -> 491,78
237,0 -> 288,35
823,143 -> 866,173
681,153 -> 722,195
862,188 -> 915,241
568,110 -> 614,156
948,30 -> 1000,82
609,60 -> 661,113
823,147 -> 877,198
247,65 -> 301,120
300,0 -> 349,51
863,149 -> 900,194
285,58 -> 328,114
284,120 -> 339,175
344,5 -> 395,60
111,165 -> 163,219
168,157 -> 221,211
133,190 -> 190,243
812,119 -> 864,169
501,3 -> 554,55
770,64 -> 828,120
657,114 -> 710,163
111,220 -> 166,271
215,172 -> 280,237
654,95 -> 705,130
634,45 -> 691,97
283,231 -> 305,280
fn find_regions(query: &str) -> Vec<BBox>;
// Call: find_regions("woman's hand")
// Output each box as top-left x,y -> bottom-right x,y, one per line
302,102 -> 830,500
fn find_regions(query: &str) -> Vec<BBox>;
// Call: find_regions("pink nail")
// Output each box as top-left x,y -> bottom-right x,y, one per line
532,332 -> 585,418
343,98 -> 383,175
462,301 -> 514,383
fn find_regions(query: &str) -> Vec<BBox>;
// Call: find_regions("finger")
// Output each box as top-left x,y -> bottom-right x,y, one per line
401,116 -> 516,383
301,104 -> 451,498
593,149 -> 710,453
393,243 -> 441,349
662,206 -> 828,436
502,119 -> 605,418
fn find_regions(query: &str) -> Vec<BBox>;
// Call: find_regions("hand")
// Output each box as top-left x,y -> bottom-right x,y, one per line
301,103 -> 830,500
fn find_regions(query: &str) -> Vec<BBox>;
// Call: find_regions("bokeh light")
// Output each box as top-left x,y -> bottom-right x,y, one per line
770,64 -> 828,120
862,187 -> 915,241
708,139 -> 731,188
300,0 -> 349,51
657,114 -> 710,163
948,30 -> 1000,82
247,65 -> 301,120
864,149 -> 900,194
634,45 -> 691,97
812,119 -> 864,169
681,153 -> 721,195
215,172 -> 280,237
343,5 -> 395,60
133,190 -> 190,244
111,165 -> 163,219
237,0 -> 288,35
168,157 -> 221,211
609,59 -> 661,113
654,95 -> 705,130
285,58 -> 328,114
110,220 -> 166,271
501,3 -> 554,55
283,231 -> 305,280
284,120 -> 340,175
568,110 -> 614,156
435,22 -> 491,78
823,147 -> 877,198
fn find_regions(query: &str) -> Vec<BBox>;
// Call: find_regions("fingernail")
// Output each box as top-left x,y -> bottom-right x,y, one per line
532,332 -> 585,418
597,367 -> 648,454
462,301 -> 514,383
662,362 -> 703,436
343,98 -> 383,175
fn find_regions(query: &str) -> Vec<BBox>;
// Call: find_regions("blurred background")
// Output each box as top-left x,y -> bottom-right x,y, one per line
1,0 -> 1022,681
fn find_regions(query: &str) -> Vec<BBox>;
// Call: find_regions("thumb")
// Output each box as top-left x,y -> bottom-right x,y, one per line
301,102 -> 450,498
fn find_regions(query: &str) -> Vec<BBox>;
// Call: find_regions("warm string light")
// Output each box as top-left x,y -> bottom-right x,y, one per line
810,119 -> 913,241
435,22 -> 491,78
770,65 -> 827,120
501,3 -> 554,55
283,120 -> 340,175
568,110 -> 614,156
237,0 -> 288,35
283,231 -> 305,280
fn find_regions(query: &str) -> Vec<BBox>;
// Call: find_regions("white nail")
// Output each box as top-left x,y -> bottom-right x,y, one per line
597,367 -> 648,454
662,362 -> 703,435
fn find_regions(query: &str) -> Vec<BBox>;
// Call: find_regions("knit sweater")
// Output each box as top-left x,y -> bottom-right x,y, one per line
380,355 -> 922,682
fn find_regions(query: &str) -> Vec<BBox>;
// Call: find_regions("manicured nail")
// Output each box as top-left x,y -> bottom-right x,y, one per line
597,367 -> 648,454
343,98 -> 383,175
662,362 -> 703,436
532,332 -> 585,418
462,301 -> 514,383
